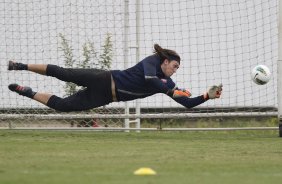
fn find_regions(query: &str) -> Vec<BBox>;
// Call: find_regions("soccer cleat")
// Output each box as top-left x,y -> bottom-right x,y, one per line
8,60 -> 28,70
8,84 -> 36,98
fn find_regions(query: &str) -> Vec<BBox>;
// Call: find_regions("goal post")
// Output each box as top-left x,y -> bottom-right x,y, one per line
278,0 -> 282,137
0,0 -> 280,130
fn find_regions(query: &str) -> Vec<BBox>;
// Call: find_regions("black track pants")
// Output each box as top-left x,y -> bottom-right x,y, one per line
45,64 -> 113,112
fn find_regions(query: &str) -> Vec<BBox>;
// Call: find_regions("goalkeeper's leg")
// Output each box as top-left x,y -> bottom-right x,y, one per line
8,83 -> 52,105
45,64 -> 106,87
8,61 -> 105,87
38,89 -> 112,112
8,60 -> 47,75
8,83 -> 95,112
8,82 -> 113,112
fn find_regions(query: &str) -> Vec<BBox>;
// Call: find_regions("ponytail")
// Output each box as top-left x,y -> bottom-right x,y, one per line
153,44 -> 180,64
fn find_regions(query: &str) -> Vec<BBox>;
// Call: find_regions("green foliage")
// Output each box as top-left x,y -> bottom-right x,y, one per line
59,33 -> 75,67
80,42 -> 98,69
58,33 -> 77,96
99,33 -> 113,70
59,33 -> 113,96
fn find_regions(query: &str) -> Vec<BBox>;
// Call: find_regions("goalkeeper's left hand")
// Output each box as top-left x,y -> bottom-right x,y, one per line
204,83 -> 222,100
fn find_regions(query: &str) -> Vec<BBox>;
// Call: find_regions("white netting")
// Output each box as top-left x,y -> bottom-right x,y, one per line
0,0 -> 278,128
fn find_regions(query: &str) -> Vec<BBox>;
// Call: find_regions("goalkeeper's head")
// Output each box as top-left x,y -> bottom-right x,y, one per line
153,44 -> 181,64
153,44 -> 181,77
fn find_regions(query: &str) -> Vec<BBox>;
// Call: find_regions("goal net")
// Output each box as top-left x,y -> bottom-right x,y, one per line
0,0 -> 278,128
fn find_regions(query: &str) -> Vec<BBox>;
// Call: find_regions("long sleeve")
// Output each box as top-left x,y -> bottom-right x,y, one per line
172,95 -> 206,108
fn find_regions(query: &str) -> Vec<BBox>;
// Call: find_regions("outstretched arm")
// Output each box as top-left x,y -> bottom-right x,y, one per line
171,84 -> 223,108
172,95 -> 206,108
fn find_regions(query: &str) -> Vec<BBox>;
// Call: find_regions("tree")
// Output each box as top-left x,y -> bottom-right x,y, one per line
59,33 -> 113,96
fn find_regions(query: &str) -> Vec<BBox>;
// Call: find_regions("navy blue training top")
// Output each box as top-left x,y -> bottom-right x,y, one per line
111,54 -> 206,108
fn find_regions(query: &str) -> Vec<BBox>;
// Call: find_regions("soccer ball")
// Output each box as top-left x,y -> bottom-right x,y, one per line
251,65 -> 271,85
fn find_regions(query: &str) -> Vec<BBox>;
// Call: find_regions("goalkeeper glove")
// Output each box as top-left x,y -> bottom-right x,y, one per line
204,83 -> 222,100
167,89 -> 192,98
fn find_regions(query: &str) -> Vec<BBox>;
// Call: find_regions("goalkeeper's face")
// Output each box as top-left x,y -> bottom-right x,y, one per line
161,59 -> 180,77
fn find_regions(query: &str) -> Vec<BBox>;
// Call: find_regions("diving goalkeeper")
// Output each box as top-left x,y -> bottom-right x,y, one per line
8,44 -> 222,112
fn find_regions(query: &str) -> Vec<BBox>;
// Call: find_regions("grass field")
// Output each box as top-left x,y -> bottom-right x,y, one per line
0,130 -> 281,184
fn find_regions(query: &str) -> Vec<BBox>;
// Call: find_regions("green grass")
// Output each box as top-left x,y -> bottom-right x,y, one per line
0,130 -> 281,184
